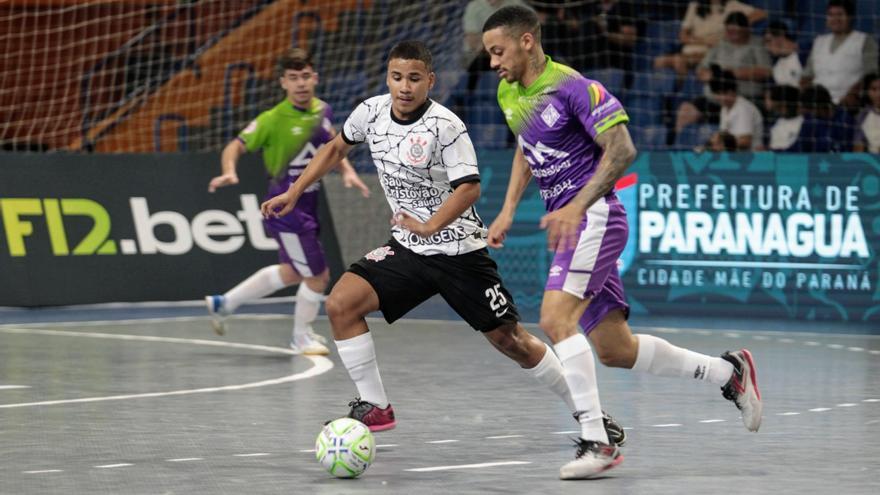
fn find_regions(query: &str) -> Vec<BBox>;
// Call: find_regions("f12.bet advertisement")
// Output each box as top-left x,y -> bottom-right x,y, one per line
0,153 -> 342,306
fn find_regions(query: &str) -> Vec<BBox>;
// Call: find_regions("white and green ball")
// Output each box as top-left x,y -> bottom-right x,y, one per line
315,418 -> 375,478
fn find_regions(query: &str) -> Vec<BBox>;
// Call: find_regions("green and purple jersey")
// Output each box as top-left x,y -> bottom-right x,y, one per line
238,97 -> 333,233
497,57 -> 629,212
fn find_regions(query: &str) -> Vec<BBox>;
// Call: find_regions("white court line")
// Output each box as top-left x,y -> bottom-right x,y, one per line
377,444 -> 399,448
651,424 -> 682,427
551,430 -> 579,435
777,412 -> 800,416
406,461 -> 531,472
837,403 -> 857,407
485,435 -> 523,439
699,419 -> 726,423
94,463 -> 132,469
847,347 -> 864,352
809,408 -> 832,412
0,328 -> 332,408
233,453 -> 271,457
804,341 -> 821,346
724,333 -> 741,338
828,344 -> 844,349
167,458 -> 203,462
0,385 -> 30,390
863,399 -> 880,403
23,470 -> 63,474
426,439 -> 459,444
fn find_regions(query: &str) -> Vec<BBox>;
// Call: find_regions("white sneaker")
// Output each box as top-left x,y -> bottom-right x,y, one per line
559,439 -> 623,480
290,332 -> 330,355
720,348 -> 763,432
205,295 -> 229,336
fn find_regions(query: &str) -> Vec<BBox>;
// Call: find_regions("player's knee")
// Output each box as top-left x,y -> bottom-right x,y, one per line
538,315 -> 568,342
325,292 -> 357,325
595,337 -> 638,368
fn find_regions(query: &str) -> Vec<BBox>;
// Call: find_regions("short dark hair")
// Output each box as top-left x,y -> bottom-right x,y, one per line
715,131 -> 738,151
387,40 -> 433,72
710,69 -> 738,94
277,48 -> 313,74
827,0 -> 855,16
482,5 -> 542,42
769,84 -> 800,117
725,12 -> 749,27
766,20 -> 794,40
801,85 -> 834,117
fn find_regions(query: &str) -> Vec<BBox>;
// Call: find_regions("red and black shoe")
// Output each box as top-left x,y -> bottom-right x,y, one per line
721,349 -> 763,432
330,397 -> 397,432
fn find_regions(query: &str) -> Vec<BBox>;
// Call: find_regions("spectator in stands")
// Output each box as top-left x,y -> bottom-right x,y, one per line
463,0 -> 527,92
713,70 -> 763,150
654,0 -> 766,78
704,130 -> 738,151
764,20 -> 802,88
675,13 -> 770,136
764,84 -> 802,151
696,12 -> 771,102
580,0 -> 643,86
532,2 -> 586,71
790,85 -> 835,152
853,73 -> 880,153
800,0 -> 879,109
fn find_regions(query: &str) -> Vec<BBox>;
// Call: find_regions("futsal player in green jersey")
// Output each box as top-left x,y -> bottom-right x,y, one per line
206,48 -> 369,355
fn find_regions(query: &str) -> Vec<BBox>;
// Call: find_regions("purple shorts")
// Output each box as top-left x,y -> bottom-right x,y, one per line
269,229 -> 327,278
544,196 -> 630,333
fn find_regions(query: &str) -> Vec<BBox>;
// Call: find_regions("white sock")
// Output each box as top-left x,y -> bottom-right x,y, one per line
335,332 -> 389,408
633,334 -> 734,386
293,283 -> 323,337
224,265 -> 286,311
523,343 -> 576,413
554,334 -> 608,444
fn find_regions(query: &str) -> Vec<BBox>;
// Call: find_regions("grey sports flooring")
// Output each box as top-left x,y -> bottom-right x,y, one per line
1,309 -> 878,494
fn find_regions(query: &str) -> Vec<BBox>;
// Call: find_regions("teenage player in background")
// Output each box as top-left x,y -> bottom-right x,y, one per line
261,40 -> 625,445
482,6 -> 762,479
206,48 -> 370,355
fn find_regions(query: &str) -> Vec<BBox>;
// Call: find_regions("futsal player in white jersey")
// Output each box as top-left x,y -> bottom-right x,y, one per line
262,40 -> 625,441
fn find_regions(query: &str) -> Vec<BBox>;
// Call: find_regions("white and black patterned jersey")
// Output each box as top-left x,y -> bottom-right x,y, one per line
342,94 -> 487,256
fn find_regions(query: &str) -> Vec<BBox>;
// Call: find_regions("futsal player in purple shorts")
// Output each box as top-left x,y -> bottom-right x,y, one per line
205,48 -> 369,355
482,6 -> 763,479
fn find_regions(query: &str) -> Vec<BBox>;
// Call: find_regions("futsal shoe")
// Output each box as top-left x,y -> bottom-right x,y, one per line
289,332 -> 330,355
330,397 -> 396,432
205,295 -> 229,335
573,410 -> 627,447
559,439 -> 623,480
720,348 -> 763,432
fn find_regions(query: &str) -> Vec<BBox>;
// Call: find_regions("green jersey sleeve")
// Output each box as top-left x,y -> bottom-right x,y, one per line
238,111 -> 272,152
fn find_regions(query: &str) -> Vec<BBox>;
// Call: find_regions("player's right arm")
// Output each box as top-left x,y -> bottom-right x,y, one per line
261,134 -> 353,218
487,145 -> 532,248
208,139 -> 246,192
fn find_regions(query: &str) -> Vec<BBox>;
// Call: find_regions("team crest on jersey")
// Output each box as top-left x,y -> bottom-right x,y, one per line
404,135 -> 430,166
365,246 -> 395,262
541,103 -> 561,128
243,119 -> 258,134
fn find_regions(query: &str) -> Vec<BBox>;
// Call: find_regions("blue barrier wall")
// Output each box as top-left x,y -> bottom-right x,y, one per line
476,151 -> 880,326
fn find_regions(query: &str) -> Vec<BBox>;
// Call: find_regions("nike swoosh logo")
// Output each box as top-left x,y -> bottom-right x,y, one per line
495,308 -> 508,318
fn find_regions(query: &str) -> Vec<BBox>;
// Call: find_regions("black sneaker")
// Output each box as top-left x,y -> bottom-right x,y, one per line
573,410 -> 627,446
326,397 -> 397,432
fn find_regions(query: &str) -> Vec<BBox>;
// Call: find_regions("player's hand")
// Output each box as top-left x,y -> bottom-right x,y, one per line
487,213 -> 513,248
391,210 -> 434,237
208,173 -> 239,193
342,170 -> 370,198
261,192 -> 297,219
539,203 -> 584,252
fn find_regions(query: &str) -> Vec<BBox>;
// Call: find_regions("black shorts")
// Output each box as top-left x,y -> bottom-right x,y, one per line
348,238 -> 520,332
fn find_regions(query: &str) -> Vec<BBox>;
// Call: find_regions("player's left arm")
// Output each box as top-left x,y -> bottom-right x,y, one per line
393,181 -> 480,237
540,123 -> 637,250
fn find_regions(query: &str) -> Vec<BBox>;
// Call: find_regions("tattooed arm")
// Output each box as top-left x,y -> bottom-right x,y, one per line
539,124 -> 637,250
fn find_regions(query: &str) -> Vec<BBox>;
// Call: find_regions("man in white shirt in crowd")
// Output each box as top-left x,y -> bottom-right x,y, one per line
801,0 -> 878,109
764,20 -> 802,88
715,70 -> 763,150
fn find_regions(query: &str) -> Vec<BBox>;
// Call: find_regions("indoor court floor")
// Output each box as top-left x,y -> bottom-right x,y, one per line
1,304 -> 878,494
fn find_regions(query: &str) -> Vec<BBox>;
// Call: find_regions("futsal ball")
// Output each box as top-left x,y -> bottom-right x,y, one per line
315,418 -> 375,478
